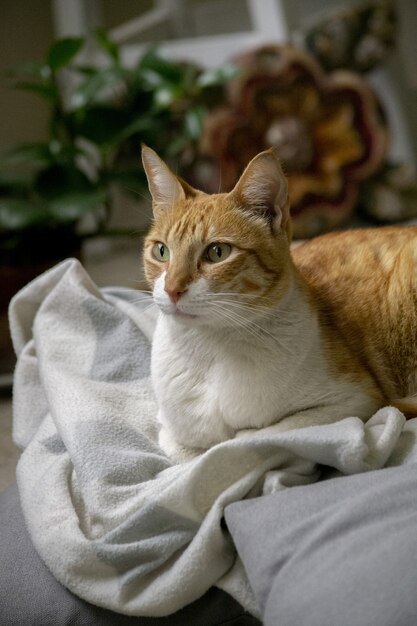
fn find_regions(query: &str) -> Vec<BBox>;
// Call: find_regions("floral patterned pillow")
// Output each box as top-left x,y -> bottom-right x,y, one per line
199,45 -> 387,238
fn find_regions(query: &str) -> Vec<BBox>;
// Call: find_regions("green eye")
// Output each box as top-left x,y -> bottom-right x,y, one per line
152,242 -> 170,262
205,242 -> 232,263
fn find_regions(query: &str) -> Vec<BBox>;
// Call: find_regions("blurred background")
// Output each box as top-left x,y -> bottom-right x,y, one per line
0,0 -> 417,488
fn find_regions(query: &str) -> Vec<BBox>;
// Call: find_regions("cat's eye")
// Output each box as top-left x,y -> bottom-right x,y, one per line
152,242 -> 170,262
205,243 -> 232,264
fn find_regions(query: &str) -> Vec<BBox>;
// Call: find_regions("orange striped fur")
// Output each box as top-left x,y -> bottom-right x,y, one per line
141,146 -> 417,460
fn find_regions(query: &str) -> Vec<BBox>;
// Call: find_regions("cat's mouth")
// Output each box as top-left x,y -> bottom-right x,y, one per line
159,302 -> 198,319
154,297 -> 199,319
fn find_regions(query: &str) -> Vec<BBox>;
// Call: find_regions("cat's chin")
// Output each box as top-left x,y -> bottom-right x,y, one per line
160,308 -> 203,324
160,308 -> 228,328
171,309 -> 198,320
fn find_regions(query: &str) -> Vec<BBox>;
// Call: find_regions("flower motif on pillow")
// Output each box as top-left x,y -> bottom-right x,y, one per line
200,45 -> 388,237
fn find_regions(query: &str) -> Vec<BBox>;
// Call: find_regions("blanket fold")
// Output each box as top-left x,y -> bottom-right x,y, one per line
9,258 -> 417,617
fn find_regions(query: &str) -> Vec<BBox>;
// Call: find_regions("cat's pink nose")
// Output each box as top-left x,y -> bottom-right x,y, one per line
165,287 -> 188,304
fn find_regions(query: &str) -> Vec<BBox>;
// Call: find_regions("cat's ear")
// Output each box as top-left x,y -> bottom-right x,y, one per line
141,145 -> 187,214
232,149 -> 291,240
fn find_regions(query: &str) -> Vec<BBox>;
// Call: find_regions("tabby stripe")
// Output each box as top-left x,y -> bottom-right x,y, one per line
245,248 -> 278,277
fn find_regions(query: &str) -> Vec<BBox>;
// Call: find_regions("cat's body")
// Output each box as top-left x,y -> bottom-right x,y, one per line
152,273 -> 378,459
293,227 -> 417,404
142,146 -> 417,462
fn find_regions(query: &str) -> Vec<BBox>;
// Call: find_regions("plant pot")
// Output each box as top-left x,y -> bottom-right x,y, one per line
0,239 -> 82,386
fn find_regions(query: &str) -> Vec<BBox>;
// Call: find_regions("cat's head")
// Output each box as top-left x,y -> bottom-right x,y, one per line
142,145 -> 294,327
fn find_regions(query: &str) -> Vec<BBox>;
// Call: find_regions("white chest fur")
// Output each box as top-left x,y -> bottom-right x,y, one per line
151,287 -> 373,451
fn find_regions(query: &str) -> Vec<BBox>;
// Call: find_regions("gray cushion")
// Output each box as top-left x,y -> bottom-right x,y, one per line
225,464 -> 417,626
0,486 -> 259,626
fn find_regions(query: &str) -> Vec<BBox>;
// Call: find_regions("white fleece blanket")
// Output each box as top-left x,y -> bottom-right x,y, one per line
9,259 -> 417,617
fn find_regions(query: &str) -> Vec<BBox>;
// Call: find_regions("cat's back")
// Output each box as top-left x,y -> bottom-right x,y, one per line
292,226 -> 417,400
292,226 -> 417,302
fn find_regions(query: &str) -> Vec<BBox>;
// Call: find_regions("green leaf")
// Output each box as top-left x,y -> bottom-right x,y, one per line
47,190 -> 106,222
166,135 -> 190,157
76,106 -> 130,146
0,142 -> 53,167
12,81 -> 58,100
94,29 -> 120,62
71,68 -> 125,107
0,198 -> 47,231
153,84 -> 184,109
119,113 -> 170,148
115,115 -> 152,141
47,37 -> 84,71
197,63 -> 240,88
139,48 -> 187,84
75,65 -> 99,76
5,61 -> 51,81
35,164 -> 92,198
106,169 -> 147,193
0,171 -> 35,191
184,106 -> 205,140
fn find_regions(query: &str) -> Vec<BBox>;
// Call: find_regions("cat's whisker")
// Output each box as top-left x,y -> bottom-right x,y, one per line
204,292 -> 261,299
131,286 -> 153,293
209,304 -> 263,343
210,302 -> 294,351
215,295 -> 304,318
222,302 -> 303,326
201,297 -> 300,324
203,292 -> 295,311
124,293 -> 151,301
193,296 -> 269,310
122,187 -> 152,204
131,304 -> 155,314
208,299 -> 270,312
208,308 -> 249,342
127,295 -> 156,307
209,303 -> 274,344
140,302 -> 158,314
208,301 -> 273,319
207,304 -> 250,336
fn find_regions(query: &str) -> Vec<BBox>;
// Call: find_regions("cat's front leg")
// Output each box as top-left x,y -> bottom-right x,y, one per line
158,424 -> 203,464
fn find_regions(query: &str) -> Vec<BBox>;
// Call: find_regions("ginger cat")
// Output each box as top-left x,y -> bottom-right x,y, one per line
142,145 -> 417,462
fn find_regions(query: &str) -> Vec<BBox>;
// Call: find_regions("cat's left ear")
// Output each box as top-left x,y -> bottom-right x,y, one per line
232,149 -> 291,240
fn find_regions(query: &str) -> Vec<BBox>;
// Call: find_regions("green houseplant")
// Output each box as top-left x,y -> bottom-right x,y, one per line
1,31 -> 233,267
0,30 -> 234,375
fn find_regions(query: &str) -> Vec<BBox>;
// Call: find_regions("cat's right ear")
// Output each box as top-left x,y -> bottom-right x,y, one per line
141,145 -> 186,215
232,149 -> 292,241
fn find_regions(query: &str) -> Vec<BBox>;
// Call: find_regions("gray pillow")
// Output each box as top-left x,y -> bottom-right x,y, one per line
0,486 -> 259,626
225,464 -> 417,626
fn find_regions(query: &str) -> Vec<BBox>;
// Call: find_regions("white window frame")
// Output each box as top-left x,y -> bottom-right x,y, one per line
52,0 -> 289,68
